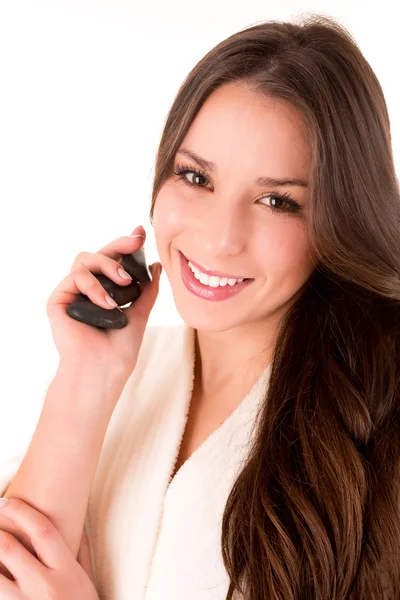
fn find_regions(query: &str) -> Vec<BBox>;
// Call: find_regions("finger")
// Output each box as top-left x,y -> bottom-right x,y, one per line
77,527 -> 95,584
49,236 -> 147,312
0,572 -> 21,599
0,529 -> 48,591
0,499 -> 74,572
0,513 -> 34,578
70,235 -> 145,271
47,265 -> 124,315
123,262 -> 162,321
95,231 -> 146,261
69,252 -> 134,288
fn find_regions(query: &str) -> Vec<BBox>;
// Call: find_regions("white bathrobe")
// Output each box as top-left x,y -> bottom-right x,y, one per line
0,322 -> 272,600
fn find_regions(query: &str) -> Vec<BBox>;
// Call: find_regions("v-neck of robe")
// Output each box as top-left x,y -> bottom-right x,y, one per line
165,324 -> 272,496
81,321 -> 274,599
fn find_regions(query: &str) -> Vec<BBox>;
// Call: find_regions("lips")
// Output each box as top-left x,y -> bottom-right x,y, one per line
180,251 -> 250,280
179,250 -> 253,301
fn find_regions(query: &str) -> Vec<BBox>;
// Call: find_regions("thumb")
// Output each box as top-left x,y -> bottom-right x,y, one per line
124,262 -> 162,321
77,526 -> 96,584
149,262 -> 163,280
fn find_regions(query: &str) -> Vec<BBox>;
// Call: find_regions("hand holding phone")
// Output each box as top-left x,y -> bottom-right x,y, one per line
66,246 -> 152,329
45,229 -> 162,377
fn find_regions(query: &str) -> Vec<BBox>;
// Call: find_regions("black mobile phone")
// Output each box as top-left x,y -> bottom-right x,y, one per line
66,247 -> 152,329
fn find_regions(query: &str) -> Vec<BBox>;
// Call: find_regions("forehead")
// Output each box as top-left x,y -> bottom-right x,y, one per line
180,83 -> 310,177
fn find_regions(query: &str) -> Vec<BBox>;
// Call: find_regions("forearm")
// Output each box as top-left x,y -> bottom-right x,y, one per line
2,363 -> 127,558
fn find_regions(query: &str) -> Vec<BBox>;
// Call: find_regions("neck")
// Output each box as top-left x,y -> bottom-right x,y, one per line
193,319 -> 277,397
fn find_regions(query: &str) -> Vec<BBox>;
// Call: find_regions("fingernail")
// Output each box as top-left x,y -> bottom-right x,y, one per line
105,294 -> 118,307
129,226 -> 145,238
118,267 -> 132,280
0,498 -> 9,507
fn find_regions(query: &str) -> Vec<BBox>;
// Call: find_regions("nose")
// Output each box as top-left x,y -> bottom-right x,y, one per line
194,199 -> 248,259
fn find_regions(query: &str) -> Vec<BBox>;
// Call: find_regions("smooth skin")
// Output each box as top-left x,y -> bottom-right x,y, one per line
0,82 -> 315,596
0,498 -> 98,599
45,227 -> 162,377
153,82 -> 315,400
0,229 -> 162,589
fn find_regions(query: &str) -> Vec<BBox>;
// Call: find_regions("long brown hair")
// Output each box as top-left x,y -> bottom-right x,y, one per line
149,13 -> 400,599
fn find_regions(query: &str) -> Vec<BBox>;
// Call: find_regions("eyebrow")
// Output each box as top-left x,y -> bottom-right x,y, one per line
177,147 -> 309,188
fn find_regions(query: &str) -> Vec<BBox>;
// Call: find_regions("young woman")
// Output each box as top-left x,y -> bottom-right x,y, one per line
0,12 -> 399,600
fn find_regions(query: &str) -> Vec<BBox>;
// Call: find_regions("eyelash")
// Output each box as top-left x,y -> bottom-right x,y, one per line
172,162 -> 302,215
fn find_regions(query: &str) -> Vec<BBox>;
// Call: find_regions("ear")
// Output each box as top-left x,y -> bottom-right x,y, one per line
77,526 -> 96,584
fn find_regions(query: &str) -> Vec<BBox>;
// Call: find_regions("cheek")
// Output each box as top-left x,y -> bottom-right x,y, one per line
153,186 -> 183,238
153,180 -> 203,229
258,221 -> 313,283
152,184 -> 190,267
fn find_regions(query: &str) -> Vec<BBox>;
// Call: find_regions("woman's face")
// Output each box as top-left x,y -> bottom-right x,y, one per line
152,82 -> 315,332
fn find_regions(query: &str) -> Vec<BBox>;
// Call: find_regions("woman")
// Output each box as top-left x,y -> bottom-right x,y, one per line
0,12 -> 399,600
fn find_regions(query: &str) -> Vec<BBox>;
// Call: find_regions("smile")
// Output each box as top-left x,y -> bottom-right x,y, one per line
178,250 -> 253,302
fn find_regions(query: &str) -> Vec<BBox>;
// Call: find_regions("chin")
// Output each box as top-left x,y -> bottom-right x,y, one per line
174,300 -> 249,333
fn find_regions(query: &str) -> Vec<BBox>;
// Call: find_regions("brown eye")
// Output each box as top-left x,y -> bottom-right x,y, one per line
173,163 -> 211,189
185,171 -> 208,186
258,192 -> 301,214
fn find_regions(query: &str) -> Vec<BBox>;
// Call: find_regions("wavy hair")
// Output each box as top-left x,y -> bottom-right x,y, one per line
149,13 -> 400,599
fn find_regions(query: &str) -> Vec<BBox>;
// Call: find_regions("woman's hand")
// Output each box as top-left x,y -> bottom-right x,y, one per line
46,225 -> 162,378
0,498 -> 99,599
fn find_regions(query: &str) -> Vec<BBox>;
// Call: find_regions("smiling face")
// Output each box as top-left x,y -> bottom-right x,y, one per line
152,82 -> 315,332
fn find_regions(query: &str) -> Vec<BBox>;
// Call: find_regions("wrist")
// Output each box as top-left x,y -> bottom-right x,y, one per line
51,361 -> 129,418
56,359 -> 129,382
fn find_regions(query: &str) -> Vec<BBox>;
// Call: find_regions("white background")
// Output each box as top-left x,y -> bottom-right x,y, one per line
0,0 -> 399,459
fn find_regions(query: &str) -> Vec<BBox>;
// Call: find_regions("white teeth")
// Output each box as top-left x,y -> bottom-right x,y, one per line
187,260 -> 244,287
